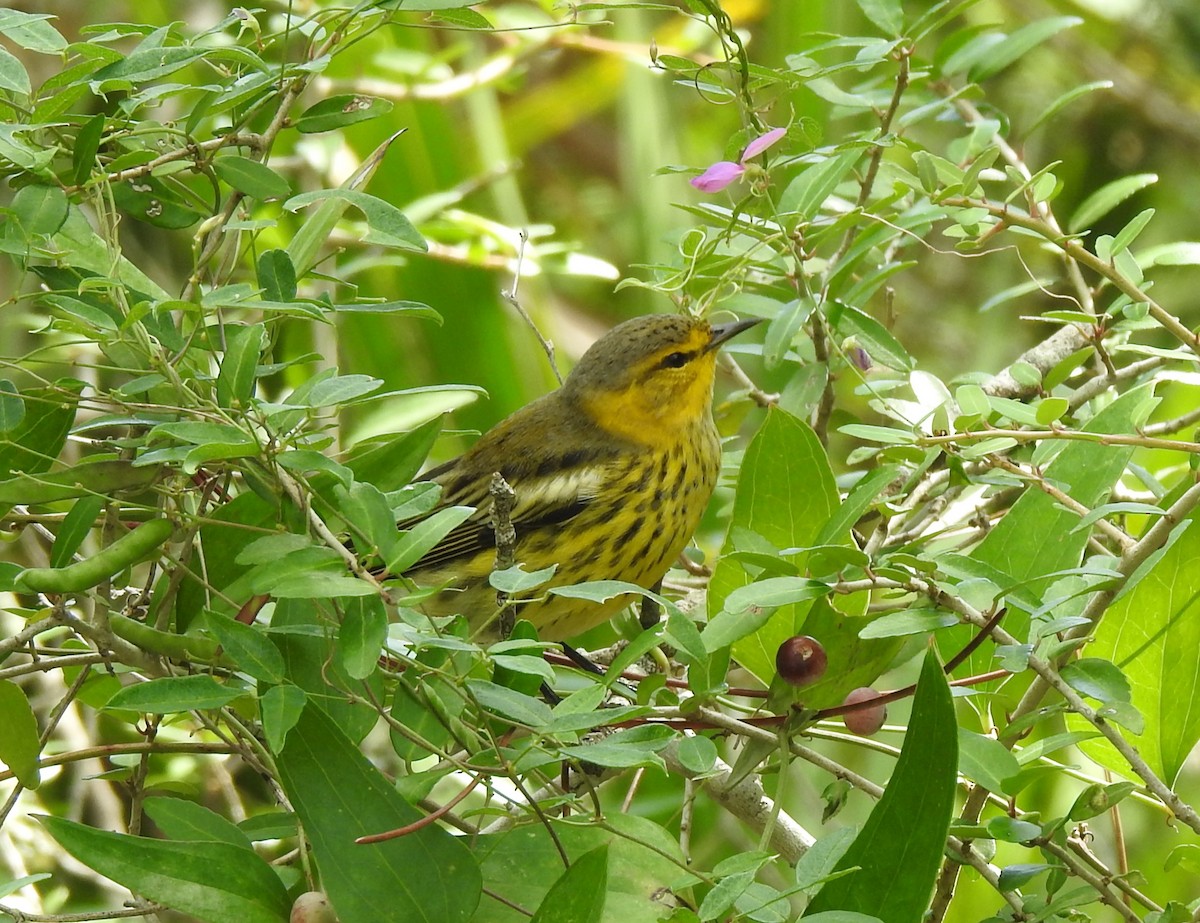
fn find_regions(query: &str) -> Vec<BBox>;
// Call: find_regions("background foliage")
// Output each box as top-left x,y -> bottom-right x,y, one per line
4,0 -> 1200,921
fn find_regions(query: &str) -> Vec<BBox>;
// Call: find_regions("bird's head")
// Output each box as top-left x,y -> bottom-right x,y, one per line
564,314 -> 760,442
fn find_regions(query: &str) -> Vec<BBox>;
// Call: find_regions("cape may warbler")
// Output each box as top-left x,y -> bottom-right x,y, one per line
397,313 -> 760,641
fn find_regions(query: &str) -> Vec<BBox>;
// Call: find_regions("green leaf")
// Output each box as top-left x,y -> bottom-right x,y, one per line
838,424 -> 916,445
49,211 -> 170,298
105,675 -> 241,713
298,373 -> 383,408
0,380 -> 23,432
858,610 -> 958,638
387,0 -> 481,7
257,249 -> 297,302
794,827 -> 858,892
212,155 -> 291,200
271,598 -> 381,743
958,729 -> 1020,793
1069,173 -> 1158,233
206,615 -> 285,684
285,189 -> 427,251
490,564 -> 559,594
805,649 -> 957,922
238,812 -> 299,842
275,704 -> 481,923
710,408 -> 839,686
39,817 -> 289,923
110,173 -> 204,229
969,16 -> 1082,81
675,735 -> 718,775
955,384 -> 990,418
987,816 -> 1042,843
49,495 -> 106,568
0,680 -> 41,788
176,492 -> 279,631
347,415 -> 443,491
277,450 -> 354,489
723,576 -> 831,613
780,149 -> 863,221
699,870 -> 755,921
476,814 -> 684,921
1110,207 -> 1156,256
215,323 -> 265,409
1026,81 -> 1111,137
431,7 -> 493,28
12,184 -> 68,236
1068,781 -> 1136,821
338,480 -> 397,558
0,874 -> 51,901
466,679 -> 553,728
0,459 -> 160,506
142,796 -> 253,849
853,0 -> 903,35
284,130 -> 408,276
91,45 -> 207,84
997,864 -> 1053,891
389,675 -> 462,761
549,579 -> 649,604
268,572 -> 377,599
960,383 -> 1156,675
530,845 -> 608,923
150,421 -> 255,448
236,533 -> 313,566
339,595 -> 387,680
261,684 -> 306,754
294,94 -> 394,133
72,113 -> 105,185
559,725 -> 675,770
386,506 -> 475,574
763,297 -> 814,368
1035,396 -> 1070,425
815,465 -> 903,546
0,380 -> 82,482
0,10 -> 68,52
0,45 -> 31,95
1060,657 -> 1131,704
331,299 -> 440,318
1081,514 -> 1200,784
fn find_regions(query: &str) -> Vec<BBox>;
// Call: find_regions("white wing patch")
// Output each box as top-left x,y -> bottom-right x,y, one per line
508,466 -> 607,523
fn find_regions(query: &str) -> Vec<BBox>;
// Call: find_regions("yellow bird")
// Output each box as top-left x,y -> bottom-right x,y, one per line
396,313 -> 760,641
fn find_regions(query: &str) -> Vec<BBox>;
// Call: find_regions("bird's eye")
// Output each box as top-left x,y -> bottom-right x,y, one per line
662,351 -> 689,368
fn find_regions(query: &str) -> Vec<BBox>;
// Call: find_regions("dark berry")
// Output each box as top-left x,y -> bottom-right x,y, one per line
775,635 -> 828,687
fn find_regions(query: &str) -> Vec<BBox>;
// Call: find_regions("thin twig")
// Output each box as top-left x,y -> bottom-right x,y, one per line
490,472 -> 518,638
501,230 -> 562,384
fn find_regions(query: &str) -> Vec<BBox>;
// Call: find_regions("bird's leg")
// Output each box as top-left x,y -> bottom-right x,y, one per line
639,580 -> 663,630
559,643 -> 605,676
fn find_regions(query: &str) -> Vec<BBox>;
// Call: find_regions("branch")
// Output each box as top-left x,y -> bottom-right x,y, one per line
663,725 -> 814,864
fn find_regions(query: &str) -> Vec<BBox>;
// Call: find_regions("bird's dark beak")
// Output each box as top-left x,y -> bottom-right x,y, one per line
706,317 -> 763,352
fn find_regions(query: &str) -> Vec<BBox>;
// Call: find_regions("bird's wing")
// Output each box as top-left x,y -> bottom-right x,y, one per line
398,463 -> 611,575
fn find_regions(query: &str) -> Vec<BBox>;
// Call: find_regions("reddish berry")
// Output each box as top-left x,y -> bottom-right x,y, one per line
775,635 -> 828,687
291,892 -> 336,923
842,687 -> 887,736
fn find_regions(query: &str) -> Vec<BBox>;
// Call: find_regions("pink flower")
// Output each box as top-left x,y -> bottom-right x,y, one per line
690,126 -> 787,193
741,127 -> 786,160
691,161 -> 744,193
